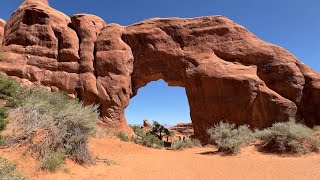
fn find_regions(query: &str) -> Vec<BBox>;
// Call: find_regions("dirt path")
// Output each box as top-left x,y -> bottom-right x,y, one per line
1,137 -> 320,180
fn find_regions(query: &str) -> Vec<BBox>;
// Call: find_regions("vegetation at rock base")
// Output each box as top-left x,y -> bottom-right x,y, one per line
126,122 -> 176,149
207,120 -> 320,155
0,76 -> 99,172
149,121 -> 171,140
207,122 -> 256,155
129,125 -> 164,149
40,152 -> 66,172
0,157 -> 26,180
116,131 -> 130,142
0,76 -> 22,145
9,88 -> 99,167
171,139 -> 202,150
131,133 -> 164,149
255,121 -> 320,154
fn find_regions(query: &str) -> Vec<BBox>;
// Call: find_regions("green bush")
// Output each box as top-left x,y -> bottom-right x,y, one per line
116,131 -> 130,142
255,121 -> 320,154
0,107 -> 9,145
0,135 -> 4,146
41,152 -> 65,172
0,76 -> 21,99
0,76 -> 22,147
140,134 -> 163,149
191,139 -> 202,147
0,157 -> 26,180
130,125 -> 164,149
150,121 -> 171,140
0,107 -> 9,132
131,134 -> 163,149
130,125 -> 145,138
9,88 -> 99,165
207,122 -> 255,155
171,139 -> 202,150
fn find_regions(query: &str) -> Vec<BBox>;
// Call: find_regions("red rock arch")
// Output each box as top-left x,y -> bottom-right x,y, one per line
0,0 -> 319,143
94,20 -> 299,142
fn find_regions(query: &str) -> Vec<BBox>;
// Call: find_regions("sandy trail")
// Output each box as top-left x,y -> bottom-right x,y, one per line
1,137 -> 320,180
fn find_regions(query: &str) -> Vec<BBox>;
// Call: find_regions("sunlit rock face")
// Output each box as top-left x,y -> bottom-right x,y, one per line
0,0 -> 319,143
0,19 -> 5,44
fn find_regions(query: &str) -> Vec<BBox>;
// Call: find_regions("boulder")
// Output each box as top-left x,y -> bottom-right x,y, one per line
1,0 -> 79,95
143,120 -> 152,128
0,1 -> 319,143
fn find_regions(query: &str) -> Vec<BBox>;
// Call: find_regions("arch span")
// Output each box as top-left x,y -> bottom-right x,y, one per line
1,1 -> 319,143
93,21 -> 298,143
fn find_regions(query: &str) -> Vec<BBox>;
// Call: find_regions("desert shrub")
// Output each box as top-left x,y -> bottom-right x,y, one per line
171,140 -> 193,150
131,125 -> 145,138
0,107 -> 9,132
0,157 -> 26,180
130,125 -> 164,149
171,139 -> 202,150
207,122 -> 255,155
0,76 -> 23,147
133,133 -> 164,149
191,139 -> 202,147
0,107 -> 9,144
116,131 -> 130,142
0,135 -> 5,146
41,152 -> 65,172
8,88 -> 99,166
0,76 -> 21,99
255,121 -> 320,154
313,126 -> 320,139
150,121 -> 171,140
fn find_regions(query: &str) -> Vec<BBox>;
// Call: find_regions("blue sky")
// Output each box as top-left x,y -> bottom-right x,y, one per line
1,0 -> 319,125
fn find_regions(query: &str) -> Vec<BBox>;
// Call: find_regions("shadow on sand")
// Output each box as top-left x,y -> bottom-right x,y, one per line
197,151 -> 221,155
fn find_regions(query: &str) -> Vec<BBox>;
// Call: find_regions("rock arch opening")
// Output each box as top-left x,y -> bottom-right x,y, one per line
125,79 -> 191,127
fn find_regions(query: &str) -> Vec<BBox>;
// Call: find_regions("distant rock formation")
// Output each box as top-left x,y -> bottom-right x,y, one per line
0,0 -> 319,143
170,123 -> 194,136
143,120 -> 152,128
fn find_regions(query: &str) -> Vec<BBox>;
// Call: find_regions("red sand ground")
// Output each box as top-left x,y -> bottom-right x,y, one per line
1,136 -> 320,180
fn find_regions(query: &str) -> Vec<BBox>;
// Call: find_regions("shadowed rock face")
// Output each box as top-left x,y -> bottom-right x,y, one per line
0,0 -> 319,143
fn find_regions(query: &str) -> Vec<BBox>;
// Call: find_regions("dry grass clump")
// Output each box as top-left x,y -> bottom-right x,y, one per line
0,157 -> 26,180
171,139 -> 202,150
255,121 -> 320,154
40,152 -> 66,172
133,133 -> 164,149
207,122 -> 255,155
116,131 -> 130,142
0,76 -> 22,145
6,88 -> 99,170
207,120 -> 320,156
130,125 -> 164,149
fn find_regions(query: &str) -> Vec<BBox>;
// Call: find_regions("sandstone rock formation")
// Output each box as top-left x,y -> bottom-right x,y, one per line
143,120 -> 152,128
170,123 -> 194,136
0,0 -> 319,143
0,19 -> 5,44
